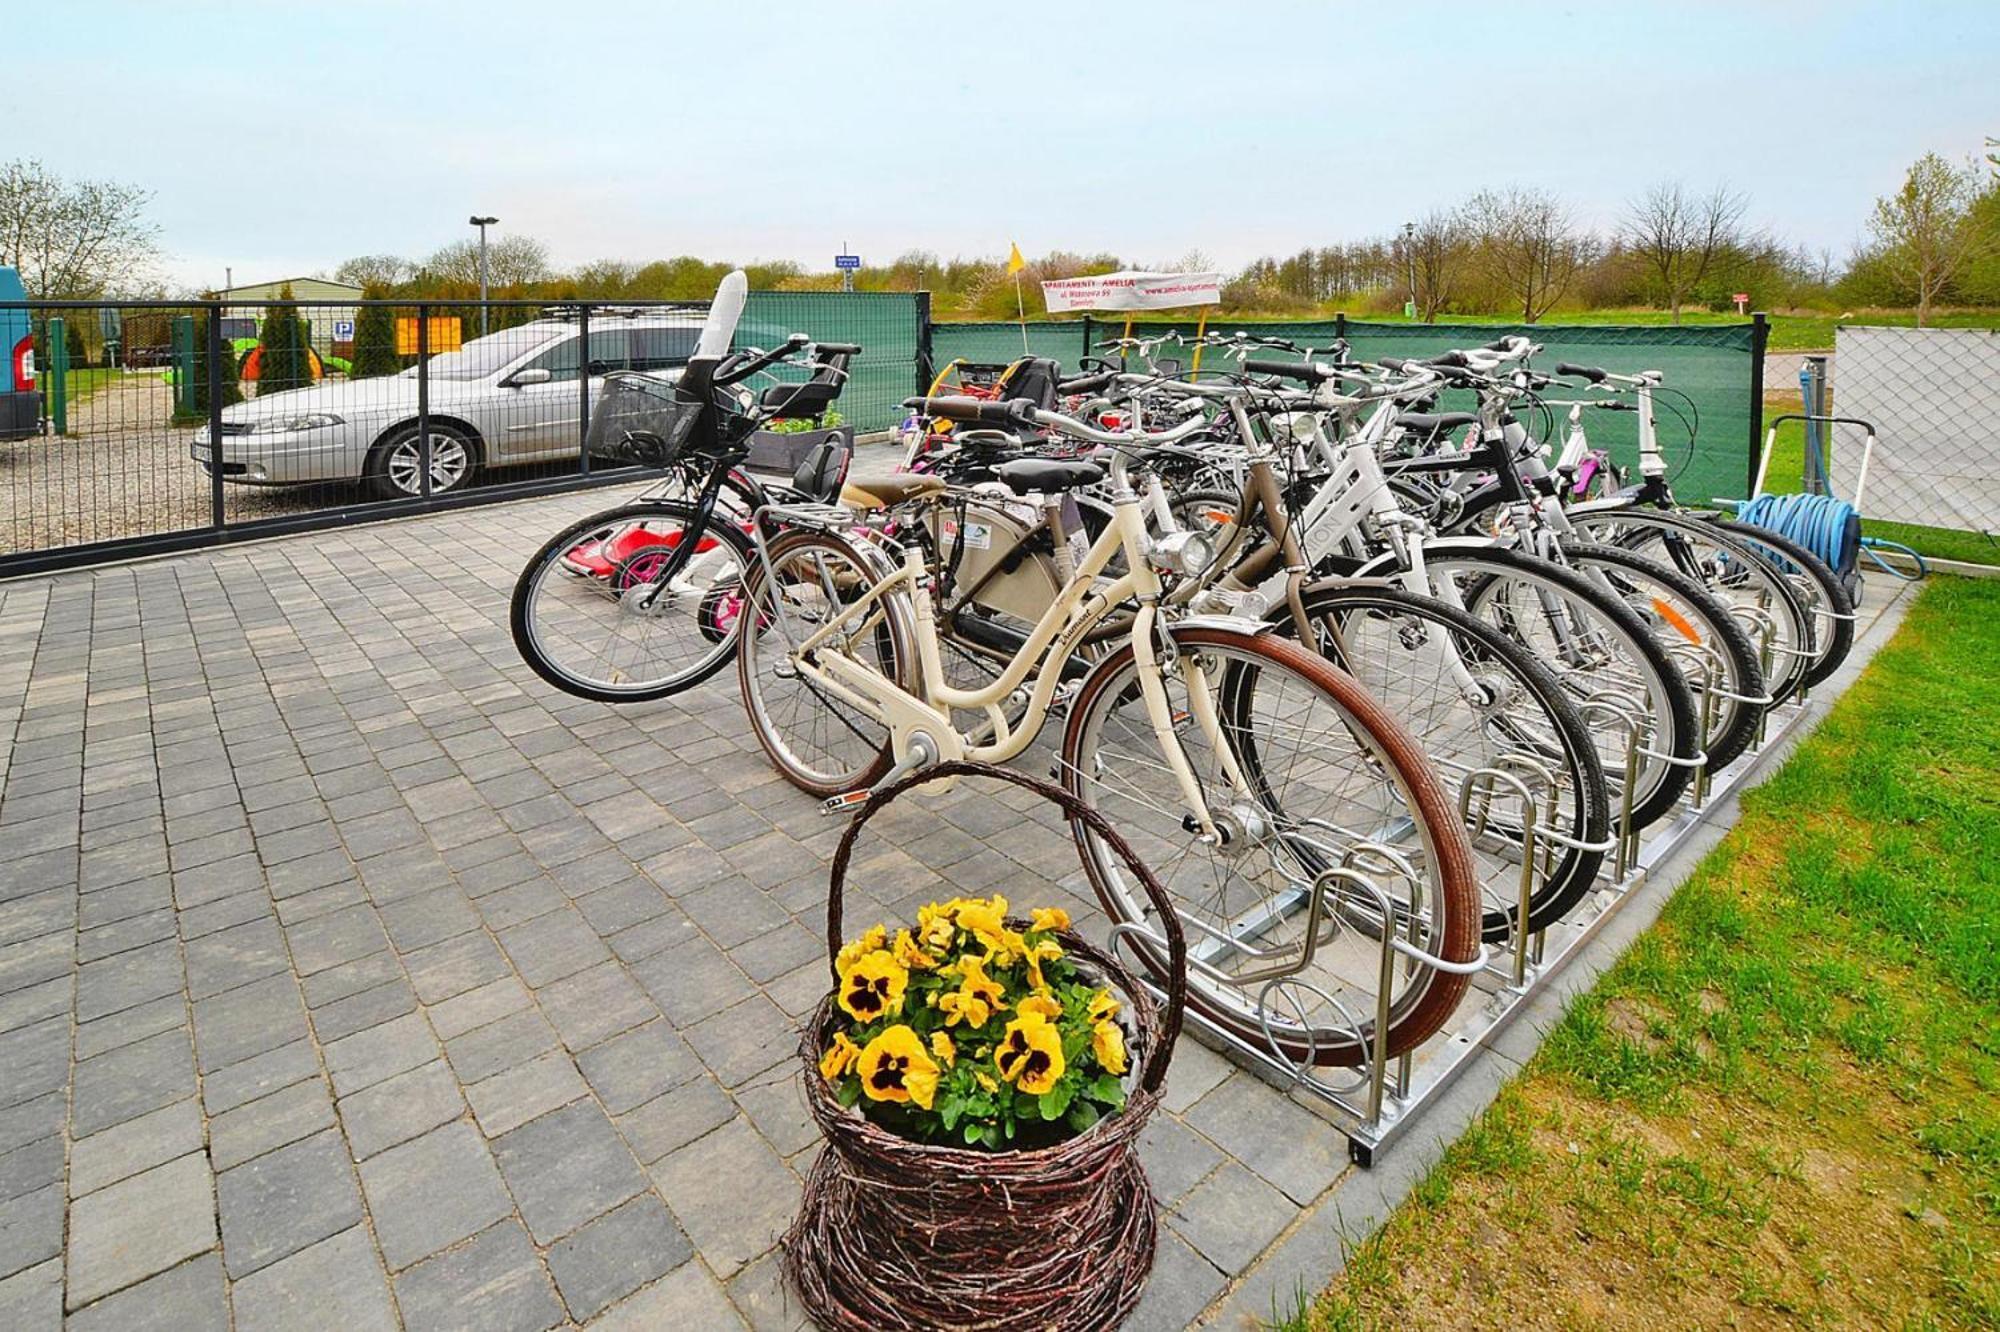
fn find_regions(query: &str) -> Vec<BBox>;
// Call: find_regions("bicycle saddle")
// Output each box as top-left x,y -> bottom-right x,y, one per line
993,458 -> 1105,495
1396,411 -> 1479,433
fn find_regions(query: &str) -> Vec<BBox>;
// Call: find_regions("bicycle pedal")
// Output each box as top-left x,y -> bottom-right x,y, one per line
820,790 -> 871,816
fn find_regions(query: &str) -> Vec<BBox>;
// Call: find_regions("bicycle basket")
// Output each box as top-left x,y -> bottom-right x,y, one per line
586,372 -> 702,468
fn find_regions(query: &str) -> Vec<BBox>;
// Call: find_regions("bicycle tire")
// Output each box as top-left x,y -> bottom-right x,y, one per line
1060,625 -> 1480,1067
511,499 -> 753,703
1280,583 -> 1611,939
1709,517 -> 1855,688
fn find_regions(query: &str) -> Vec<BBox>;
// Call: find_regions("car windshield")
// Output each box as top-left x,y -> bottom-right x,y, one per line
402,326 -> 566,381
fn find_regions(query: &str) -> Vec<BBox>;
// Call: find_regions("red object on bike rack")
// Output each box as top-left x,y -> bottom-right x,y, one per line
560,524 -> 720,579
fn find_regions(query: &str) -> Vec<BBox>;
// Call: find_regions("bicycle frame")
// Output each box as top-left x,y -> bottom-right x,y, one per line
752,480 -> 1248,829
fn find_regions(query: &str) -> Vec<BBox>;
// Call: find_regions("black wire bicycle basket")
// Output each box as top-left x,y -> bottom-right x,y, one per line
585,372 -> 705,468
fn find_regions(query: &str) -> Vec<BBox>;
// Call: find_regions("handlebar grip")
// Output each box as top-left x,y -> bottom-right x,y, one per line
904,395 -> 1039,426
1555,362 -> 1608,383
1243,358 -> 1326,382
1378,356 -> 1413,372
815,342 -> 862,356
1057,371 -> 1116,396
1425,351 -> 1470,368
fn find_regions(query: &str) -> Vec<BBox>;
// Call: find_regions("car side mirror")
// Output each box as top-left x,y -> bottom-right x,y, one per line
508,368 -> 552,387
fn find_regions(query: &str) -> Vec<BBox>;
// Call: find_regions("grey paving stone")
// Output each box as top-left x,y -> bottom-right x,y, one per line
1125,1227 -> 1228,1332
300,950 -> 400,1009
0,1016 -> 67,1111
727,1249 -> 808,1332
545,1193 -> 691,1322
74,939 -> 182,1023
284,905 -> 389,976
629,936 -> 755,1027
1180,1071 -> 1350,1205
337,1059 -> 466,1160
191,972 -> 311,1075
217,1130 -> 363,1278
465,1051 -> 589,1138
0,1133 -> 63,1204
0,1092 -> 65,1159
308,977 -> 418,1044
402,930 -> 511,1005
65,1251 -> 230,1332
177,889 -> 273,940
536,962 -> 657,1053
77,877 -> 171,930
65,1154 -> 217,1307
497,908 -> 611,989
74,904 -> 173,963
575,1020 -> 703,1115
733,1071 -> 818,1160
426,975 -> 533,1041
71,1027 -> 196,1137
201,1039 -> 321,1116
1138,1114 -> 1227,1208
230,1226 -> 398,1332
650,1117 -> 799,1279
377,889 -> 480,952
444,1006 -> 559,1085
589,1255 -> 747,1330
0,1182 -> 62,1281
615,1076 -> 738,1165
210,1078 -> 338,1170
1164,1160 -> 1292,1278
324,1011 -> 439,1096
684,994 -> 795,1088
0,1258 -> 61,1331
358,1121 -> 515,1271
491,1101 -> 648,1245
182,916 -> 291,1001
69,1097 -> 204,1198
391,1219 -> 565,1332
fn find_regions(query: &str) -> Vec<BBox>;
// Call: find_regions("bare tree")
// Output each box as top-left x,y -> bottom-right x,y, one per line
1406,208 -> 1471,321
420,234 -> 552,289
1465,187 -> 1596,323
1868,151 -> 1993,325
0,160 -> 160,298
334,254 -> 415,289
1623,182 -> 1747,322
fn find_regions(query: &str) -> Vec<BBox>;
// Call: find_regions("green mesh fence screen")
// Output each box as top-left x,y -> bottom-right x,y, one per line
737,292 -> 923,434
936,317 -> 1758,505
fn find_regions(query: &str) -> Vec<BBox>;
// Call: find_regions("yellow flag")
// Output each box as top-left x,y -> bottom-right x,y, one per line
1006,242 -> 1026,275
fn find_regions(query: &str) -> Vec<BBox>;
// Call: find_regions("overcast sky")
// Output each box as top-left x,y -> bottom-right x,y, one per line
15,0 -> 1998,291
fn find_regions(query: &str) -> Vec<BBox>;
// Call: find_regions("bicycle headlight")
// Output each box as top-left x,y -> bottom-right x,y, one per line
1150,530 -> 1214,578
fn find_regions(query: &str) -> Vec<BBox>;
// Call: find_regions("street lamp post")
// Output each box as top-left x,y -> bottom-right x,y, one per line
468,215 -> 498,336
1402,221 -> 1417,320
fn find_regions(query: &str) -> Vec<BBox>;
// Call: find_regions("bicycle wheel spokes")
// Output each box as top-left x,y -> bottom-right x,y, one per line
1064,630 -> 1475,1066
736,531 -> 903,797
513,504 -> 749,701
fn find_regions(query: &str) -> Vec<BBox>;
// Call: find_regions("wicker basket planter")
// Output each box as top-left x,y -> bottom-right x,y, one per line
783,761 -> 1188,1332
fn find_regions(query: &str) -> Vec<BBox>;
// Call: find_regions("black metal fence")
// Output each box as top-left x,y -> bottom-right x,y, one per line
1,293 -> 925,576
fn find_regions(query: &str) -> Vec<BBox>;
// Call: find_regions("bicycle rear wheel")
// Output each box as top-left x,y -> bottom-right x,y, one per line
1061,625 -> 1480,1067
1285,584 -> 1611,940
1709,517 -> 1855,689
511,500 -> 752,702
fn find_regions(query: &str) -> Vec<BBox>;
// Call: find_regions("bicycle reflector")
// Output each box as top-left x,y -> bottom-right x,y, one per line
1149,530 -> 1214,577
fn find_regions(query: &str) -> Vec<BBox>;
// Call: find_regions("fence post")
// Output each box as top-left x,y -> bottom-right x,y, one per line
416,303 -> 432,500
1746,311 -> 1768,498
1081,315 -> 1092,363
1335,311 -> 1348,348
914,291 -> 933,397
48,318 -> 68,436
578,304 -> 591,477
206,305 -> 226,531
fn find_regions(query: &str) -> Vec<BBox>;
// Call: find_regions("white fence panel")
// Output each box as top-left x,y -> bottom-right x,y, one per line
1833,326 -> 2000,536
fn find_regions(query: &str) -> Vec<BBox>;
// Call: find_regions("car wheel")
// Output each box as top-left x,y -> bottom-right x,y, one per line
366,423 -> 479,500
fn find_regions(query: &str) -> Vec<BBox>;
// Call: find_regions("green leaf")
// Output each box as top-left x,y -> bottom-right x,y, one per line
835,1080 -> 862,1108
1037,1082 -> 1075,1121
1066,1101 -> 1102,1133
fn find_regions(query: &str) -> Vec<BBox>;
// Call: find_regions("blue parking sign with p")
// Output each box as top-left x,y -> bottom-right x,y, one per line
334,319 -> 355,340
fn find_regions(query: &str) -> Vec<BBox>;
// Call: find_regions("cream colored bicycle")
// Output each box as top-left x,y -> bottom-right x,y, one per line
734,393 -> 1483,1064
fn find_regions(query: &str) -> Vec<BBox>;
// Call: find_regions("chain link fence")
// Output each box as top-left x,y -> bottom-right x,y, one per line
1831,326 -> 2000,544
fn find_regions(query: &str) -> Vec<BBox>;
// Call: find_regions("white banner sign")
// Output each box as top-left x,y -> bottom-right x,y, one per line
1039,270 -> 1224,313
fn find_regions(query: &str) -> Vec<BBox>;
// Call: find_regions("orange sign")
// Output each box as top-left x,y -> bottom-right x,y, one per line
394,317 -> 463,356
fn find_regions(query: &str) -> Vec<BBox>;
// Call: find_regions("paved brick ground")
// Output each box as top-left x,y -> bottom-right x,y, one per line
0,485 -> 1360,1330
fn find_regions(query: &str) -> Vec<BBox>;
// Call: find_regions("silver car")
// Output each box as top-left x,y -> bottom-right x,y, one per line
192,313 -> 714,499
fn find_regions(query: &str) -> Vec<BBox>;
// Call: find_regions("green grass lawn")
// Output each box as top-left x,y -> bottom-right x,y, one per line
1279,575 -> 2000,1331
57,368 -> 121,409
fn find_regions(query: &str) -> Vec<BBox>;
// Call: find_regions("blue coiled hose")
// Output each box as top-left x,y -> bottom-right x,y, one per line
1737,491 -> 1926,581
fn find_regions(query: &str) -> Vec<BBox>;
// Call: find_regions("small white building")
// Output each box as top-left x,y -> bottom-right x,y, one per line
217,277 -> 364,354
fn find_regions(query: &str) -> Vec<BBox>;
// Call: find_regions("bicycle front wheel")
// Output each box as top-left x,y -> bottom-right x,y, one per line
1061,626 -> 1480,1067
511,500 -> 752,702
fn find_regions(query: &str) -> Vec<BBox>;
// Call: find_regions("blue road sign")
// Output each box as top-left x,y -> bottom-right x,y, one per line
834,255 -> 862,270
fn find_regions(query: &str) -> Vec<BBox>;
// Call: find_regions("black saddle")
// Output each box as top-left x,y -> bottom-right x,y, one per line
993,458 -> 1105,495
1396,411 -> 1479,433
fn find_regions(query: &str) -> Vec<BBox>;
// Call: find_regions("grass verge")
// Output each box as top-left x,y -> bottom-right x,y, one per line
1279,575 -> 2000,1332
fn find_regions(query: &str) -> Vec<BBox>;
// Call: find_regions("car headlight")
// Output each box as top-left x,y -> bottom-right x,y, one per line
249,413 -> 344,434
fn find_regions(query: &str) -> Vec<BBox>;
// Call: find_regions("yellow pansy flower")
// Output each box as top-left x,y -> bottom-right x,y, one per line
834,925 -> 888,979
1030,906 -> 1071,933
892,928 -> 939,971
856,1025 -> 940,1110
937,954 -> 1007,1030
995,1011 -> 1066,1095
819,1031 -> 861,1083
975,1072 -> 998,1093
1087,989 -> 1121,1023
1022,935 -> 1063,990
930,1031 -> 955,1065
838,950 -> 908,1022
1018,994 -> 1063,1022
1092,1020 -> 1128,1076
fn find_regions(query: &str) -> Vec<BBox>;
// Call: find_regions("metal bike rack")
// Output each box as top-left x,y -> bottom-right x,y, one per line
1114,681 -> 1818,1167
